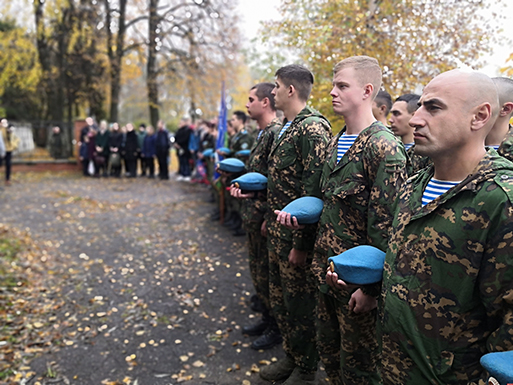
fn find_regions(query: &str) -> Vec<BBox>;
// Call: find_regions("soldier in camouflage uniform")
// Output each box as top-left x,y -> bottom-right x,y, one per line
389,93 -> 432,176
485,77 -> 513,161
305,56 -> 407,385
260,65 -> 331,385
380,70 -> 513,385
230,83 -> 282,350
219,111 -> 254,235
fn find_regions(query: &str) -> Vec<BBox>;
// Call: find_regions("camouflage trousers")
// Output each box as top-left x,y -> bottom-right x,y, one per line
247,230 -> 270,312
268,245 -> 318,372
316,291 -> 381,385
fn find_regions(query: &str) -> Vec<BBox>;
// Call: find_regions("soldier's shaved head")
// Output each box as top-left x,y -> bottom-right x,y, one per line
425,70 -> 499,131
493,77 -> 513,118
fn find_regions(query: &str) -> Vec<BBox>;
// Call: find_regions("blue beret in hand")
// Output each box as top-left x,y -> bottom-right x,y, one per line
236,149 -> 251,157
217,147 -> 231,154
282,196 -> 324,224
480,351 -> 513,385
218,158 -> 246,173
232,172 -> 267,191
203,148 -> 214,158
328,245 -> 386,285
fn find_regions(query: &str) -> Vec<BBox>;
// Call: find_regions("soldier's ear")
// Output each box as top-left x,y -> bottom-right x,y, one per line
362,83 -> 373,100
499,102 -> 513,118
288,84 -> 296,98
470,102 -> 492,132
261,97 -> 270,108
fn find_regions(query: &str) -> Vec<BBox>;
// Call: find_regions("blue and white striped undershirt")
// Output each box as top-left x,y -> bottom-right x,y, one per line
278,121 -> 292,138
337,134 -> 358,162
257,130 -> 263,140
490,144 -> 500,150
404,142 -> 414,151
422,178 -> 460,206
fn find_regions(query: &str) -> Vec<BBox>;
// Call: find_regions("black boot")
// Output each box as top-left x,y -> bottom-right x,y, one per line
242,320 -> 268,336
251,326 -> 282,350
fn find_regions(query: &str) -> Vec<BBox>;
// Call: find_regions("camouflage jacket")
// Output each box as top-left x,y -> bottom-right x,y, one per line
267,106 -> 331,252
311,122 -> 407,300
406,144 -> 432,176
241,118 -> 281,232
380,150 -> 513,385
497,124 -> 513,162
229,129 -> 254,155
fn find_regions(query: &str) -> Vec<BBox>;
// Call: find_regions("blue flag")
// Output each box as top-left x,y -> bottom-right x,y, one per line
214,82 -> 227,178
216,82 -> 227,150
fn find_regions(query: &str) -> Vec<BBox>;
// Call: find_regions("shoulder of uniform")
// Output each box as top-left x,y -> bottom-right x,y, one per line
493,171 -> 513,204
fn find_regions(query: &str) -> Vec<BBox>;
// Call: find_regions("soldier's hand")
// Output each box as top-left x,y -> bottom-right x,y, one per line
348,289 -> 377,314
288,248 -> 308,267
325,269 -> 359,292
274,210 -> 304,229
230,186 -> 254,199
260,220 -> 267,237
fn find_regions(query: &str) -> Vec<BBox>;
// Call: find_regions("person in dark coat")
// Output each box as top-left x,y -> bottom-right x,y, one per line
94,120 -> 110,177
122,123 -> 139,178
155,120 -> 170,180
174,116 -> 193,180
142,125 -> 157,178
108,122 -> 123,177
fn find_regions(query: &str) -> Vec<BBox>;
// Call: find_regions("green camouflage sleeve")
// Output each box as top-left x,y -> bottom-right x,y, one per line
292,118 -> 331,251
362,131 -> 407,297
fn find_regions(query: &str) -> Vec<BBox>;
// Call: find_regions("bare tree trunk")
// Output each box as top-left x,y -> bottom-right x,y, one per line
106,0 -> 126,123
147,0 -> 160,128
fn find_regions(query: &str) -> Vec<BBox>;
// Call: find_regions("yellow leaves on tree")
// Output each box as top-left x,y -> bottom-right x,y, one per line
500,52 -> 513,77
262,0 -> 505,128
0,22 -> 41,97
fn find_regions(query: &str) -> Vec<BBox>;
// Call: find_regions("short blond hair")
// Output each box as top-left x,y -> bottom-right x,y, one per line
333,56 -> 382,99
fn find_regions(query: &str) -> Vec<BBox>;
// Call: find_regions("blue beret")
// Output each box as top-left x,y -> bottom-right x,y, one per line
232,172 -> 267,191
282,196 -> 324,224
481,351 -> 513,385
236,149 -> 251,157
328,245 -> 385,285
217,147 -> 231,154
218,158 -> 246,173
203,148 -> 214,157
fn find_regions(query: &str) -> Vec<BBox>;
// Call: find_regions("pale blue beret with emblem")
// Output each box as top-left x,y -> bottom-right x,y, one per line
231,172 -> 267,191
282,196 -> 324,224
328,245 -> 386,285
480,351 -> 513,385
203,148 -> 214,158
217,147 -> 231,154
218,158 -> 246,173
236,149 -> 251,157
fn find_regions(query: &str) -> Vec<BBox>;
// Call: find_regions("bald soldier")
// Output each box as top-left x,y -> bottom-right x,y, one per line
485,77 -> 513,161
378,70 -> 513,384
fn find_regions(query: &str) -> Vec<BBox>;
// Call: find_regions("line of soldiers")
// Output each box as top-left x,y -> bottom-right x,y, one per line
218,56 -> 513,385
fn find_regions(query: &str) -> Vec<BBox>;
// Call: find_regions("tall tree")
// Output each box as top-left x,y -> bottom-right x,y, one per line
146,0 -> 239,128
0,18 -> 42,119
262,0 -> 504,126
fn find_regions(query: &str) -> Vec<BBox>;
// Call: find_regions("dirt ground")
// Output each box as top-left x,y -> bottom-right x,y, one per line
0,172 -> 328,385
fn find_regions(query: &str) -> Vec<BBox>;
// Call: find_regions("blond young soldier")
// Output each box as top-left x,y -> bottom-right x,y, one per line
276,56 -> 407,384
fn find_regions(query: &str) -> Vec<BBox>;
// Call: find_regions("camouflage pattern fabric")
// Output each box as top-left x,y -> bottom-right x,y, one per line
406,144 -> 432,176
240,119 -> 281,310
497,124 -> 513,162
380,149 -> 513,385
311,122 -> 407,384
267,106 -> 331,372
229,129 -> 254,155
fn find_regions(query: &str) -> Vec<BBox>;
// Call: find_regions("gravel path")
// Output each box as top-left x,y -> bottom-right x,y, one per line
1,172 -> 309,385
